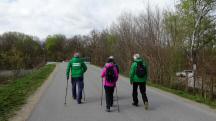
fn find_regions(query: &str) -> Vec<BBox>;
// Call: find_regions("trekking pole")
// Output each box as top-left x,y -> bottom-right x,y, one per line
64,78 -> 69,105
100,78 -> 103,106
83,89 -> 86,102
115,85 -> 120,112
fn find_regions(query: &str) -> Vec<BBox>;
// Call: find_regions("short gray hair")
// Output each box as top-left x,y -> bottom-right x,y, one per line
108,56 -> 114,59
133,53 -> 140,60
74,52 -> 80,57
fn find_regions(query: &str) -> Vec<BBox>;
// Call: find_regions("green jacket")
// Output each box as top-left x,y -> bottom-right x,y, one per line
66,57 -> 87,78
130,58 -> 148,83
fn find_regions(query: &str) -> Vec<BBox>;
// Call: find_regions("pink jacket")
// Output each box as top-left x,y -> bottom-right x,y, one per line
101,63 -> 119,87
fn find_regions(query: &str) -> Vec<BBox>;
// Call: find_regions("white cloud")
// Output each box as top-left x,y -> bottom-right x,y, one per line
0,0 -> 175,39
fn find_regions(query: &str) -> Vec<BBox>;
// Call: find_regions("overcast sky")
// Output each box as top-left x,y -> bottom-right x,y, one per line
0,0 -> 175,39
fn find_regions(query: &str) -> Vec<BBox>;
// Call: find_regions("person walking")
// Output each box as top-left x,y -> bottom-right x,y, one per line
101,57 -> 119,112
66,52 -> 87,104
130,53 -> 149,110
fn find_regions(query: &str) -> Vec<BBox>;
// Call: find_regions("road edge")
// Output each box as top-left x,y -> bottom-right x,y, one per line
9,63 -> 59,121
147,86 -> 216,113
119,73 -> 216,113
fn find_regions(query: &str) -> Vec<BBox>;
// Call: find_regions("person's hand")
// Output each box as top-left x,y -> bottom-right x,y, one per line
130,82 -> 133,85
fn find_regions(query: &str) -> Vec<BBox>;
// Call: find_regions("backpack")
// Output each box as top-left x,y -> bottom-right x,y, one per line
136,62 -> 147,78
105,66 -> 116,83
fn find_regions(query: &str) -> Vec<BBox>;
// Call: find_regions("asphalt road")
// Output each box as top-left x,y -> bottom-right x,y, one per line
28,63 -> 216,121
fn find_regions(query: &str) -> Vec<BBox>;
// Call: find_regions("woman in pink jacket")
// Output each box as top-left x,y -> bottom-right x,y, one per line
101,56 -> 119,112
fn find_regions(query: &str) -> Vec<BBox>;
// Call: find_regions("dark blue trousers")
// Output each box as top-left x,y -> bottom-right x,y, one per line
71,77 -> 84,103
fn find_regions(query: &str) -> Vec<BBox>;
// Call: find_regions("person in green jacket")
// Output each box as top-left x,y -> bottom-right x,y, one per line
66,52 -> 87,104
130,53 -> 148,109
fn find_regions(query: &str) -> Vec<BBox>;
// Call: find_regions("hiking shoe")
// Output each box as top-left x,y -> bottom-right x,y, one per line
132,102 -> 138,107
144,102 -> 148,110
110,104 -> 113,107
106,108 -> 111,112
77,101 -> 82,104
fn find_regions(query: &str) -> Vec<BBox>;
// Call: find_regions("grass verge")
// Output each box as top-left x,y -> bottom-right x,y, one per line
148,82 -> 216,109
0,64 -> 56,121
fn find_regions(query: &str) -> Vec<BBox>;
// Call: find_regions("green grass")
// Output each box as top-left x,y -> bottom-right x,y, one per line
148,82 -> 216,109
0,64 -> 56,121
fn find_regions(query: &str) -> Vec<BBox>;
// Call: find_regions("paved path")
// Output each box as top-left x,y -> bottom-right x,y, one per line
28,63 -> 216,121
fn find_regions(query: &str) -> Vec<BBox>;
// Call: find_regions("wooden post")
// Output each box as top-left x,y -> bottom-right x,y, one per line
210,77 -> 214,100
186,72 -> 189,92
201,74 -> 204,97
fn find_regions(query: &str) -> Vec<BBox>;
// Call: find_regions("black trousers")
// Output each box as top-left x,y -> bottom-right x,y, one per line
104,86 -> 115,109
132,82 -> 148,104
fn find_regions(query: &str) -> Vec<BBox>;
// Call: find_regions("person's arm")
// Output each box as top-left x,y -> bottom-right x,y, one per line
145,61 -> 149,81
129,63 -> 135,84
82,61 -> 87,73
114,67 -> 119,82
101,67 -> 107,78
66,62 -> 72,79
115,64 -> 120,73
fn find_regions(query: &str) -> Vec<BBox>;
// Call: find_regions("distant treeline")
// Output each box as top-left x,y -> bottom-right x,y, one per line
0,0 -> 215,99
0,32 -> 45,70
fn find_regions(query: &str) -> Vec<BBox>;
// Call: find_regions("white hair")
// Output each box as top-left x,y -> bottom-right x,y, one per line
133,53 -> 140,60
108,56 -> 114,59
